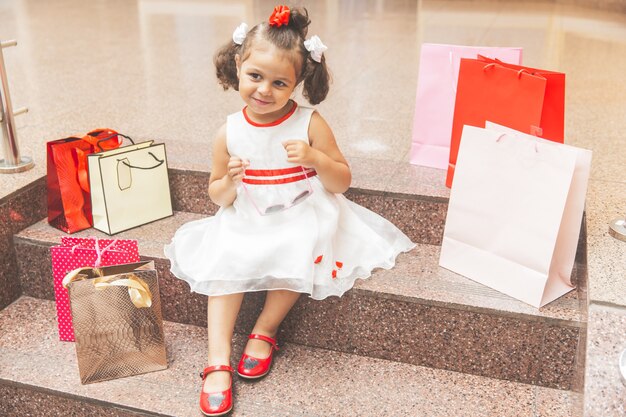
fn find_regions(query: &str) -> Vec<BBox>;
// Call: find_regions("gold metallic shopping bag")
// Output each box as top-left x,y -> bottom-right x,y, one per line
63,261 -> 168,384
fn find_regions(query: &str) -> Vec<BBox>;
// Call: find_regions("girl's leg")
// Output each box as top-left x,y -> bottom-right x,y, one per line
204,293 -> 244,392
244,290 -> 301,358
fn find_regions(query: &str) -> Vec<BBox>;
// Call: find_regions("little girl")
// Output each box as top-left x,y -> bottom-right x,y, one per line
165,5 -> 414,416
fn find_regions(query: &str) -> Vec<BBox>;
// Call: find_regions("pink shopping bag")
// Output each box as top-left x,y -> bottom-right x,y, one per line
439,123 -> 591,307
50,237 -> 140,341
410,43 -> 523,169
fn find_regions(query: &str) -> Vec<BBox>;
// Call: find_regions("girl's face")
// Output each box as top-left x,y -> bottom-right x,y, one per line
236,41 -> 298,123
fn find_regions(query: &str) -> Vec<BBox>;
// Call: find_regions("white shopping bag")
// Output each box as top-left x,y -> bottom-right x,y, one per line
88,140 -> 173,235
439,123 -> 591,307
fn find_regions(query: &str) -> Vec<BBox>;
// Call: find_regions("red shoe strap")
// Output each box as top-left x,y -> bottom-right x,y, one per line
201,365 -> 234,380
249,333 -> 279,350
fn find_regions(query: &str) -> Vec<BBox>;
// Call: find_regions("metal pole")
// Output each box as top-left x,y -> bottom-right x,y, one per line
0,39 -> 33,173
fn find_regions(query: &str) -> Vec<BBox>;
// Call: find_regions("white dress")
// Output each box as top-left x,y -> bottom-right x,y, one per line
164,103 -> 415,300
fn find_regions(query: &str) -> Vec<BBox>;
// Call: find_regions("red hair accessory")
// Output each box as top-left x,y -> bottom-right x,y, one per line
269,5 -> 290,27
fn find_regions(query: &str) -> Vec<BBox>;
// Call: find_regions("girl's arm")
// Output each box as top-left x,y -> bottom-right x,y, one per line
208,123 -> 248,207
283,111 -> 351,194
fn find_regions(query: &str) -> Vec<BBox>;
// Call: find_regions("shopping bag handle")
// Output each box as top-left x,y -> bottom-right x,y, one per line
72,130 -> 128,193
93,274 -> 153,308
118,151 -> 164,170
63,268 -> 153,309
74,147 -> 91,193
96,133 -> 135,151
483,62 -> 547,80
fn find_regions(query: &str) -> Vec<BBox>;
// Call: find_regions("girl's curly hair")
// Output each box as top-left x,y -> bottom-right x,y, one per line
214,7 -> 330,105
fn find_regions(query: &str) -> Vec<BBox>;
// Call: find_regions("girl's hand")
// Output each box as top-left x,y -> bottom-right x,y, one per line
226,156 -> 249,184
282,140 -> 319,168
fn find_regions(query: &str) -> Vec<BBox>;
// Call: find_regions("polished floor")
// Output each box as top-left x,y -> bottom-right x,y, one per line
1,1 -> 625,186
1,0 -> 625,414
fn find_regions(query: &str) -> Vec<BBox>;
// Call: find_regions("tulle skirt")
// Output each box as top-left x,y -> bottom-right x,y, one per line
164,178 -> 415,300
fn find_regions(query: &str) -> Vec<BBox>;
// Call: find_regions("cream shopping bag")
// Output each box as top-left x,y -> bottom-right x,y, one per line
439,123 -> 591,307
88,141 -> 173,235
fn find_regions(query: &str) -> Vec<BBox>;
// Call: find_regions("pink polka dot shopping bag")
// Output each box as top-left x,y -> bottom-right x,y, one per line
50,237 -> 140,341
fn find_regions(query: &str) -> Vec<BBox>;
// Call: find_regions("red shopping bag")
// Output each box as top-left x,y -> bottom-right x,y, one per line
50,237 -> 140,341
446,59 -> 547,188
47,129 -> 121,233
477,55 -> 565,143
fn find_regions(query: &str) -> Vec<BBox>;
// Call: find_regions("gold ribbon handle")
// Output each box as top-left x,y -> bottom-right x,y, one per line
62,266 -> 103,289
62,269 -> 152,308
93,274 -> 152,308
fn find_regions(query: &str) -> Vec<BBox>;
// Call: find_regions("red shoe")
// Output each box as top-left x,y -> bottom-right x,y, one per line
237,334 -> 280,379
199,365 -> 234,416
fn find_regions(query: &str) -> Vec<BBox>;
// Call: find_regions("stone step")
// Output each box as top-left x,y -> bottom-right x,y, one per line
0,297 -> 581,417
14,214 -> 586,390
0,160 -> 446,313
169,166 -> 450,246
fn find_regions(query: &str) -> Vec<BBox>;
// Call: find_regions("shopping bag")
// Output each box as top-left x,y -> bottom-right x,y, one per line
446,58 -> 550,188
88,140 -> 173,235
46,129 -> 122,233
50,237 -> 140,341
478,55 -> 565,143
63,260 -> 167,384
410,43 -> 523,169
439,123 -> 591,307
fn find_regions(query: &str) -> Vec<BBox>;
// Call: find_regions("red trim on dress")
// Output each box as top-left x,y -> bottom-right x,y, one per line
242,170 -> 317,185
243,101 -> 298,127
244,166 -> 304,176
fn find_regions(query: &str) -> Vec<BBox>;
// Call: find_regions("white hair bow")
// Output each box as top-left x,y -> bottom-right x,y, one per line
232,23 -> 249,45
304,35 -> 327,63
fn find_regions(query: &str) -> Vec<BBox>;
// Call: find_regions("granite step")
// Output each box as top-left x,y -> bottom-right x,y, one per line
14,213 -> 586,391
0,160 -> 447,313
0,297 -> 581,417
169,166 -> 450,246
